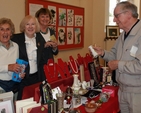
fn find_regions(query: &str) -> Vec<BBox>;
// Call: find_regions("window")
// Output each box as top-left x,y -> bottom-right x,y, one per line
108,0 -> 140,25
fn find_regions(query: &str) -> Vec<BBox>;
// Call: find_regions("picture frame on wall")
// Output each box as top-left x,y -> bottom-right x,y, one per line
25,0 -> 84,50
106,25 -> 120,39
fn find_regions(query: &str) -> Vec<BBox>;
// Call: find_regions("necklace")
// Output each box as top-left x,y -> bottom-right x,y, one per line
69,59 -> 79,74
40,28 -> 48,34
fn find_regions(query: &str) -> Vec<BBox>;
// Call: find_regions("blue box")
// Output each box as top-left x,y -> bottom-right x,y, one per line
12,59 -> 28,82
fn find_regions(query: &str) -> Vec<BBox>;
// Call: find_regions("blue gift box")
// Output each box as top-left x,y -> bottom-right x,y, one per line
12,59 -> 28,82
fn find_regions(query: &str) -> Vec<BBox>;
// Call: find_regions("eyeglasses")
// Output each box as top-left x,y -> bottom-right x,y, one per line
114,11 -> 128,18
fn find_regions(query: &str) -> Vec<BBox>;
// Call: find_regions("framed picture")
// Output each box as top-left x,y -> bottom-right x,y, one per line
26,0 -> 84,50
0,100 -> 14,113
94,57 -> 100,68
106,25 -> 120,39
88,62 -> 99,86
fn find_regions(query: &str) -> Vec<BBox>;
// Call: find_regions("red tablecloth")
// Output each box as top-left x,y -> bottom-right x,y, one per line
25,84 -> 119,113
22,82 -> 41,99
77,86 -> 119,113
77,96 -> 119,113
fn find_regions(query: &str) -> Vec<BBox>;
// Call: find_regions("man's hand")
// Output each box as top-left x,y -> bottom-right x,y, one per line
108,60 -> 119,70
93,45 -> 105,56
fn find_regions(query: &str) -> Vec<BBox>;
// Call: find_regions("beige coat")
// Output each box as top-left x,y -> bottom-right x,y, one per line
103,20 -> 141,93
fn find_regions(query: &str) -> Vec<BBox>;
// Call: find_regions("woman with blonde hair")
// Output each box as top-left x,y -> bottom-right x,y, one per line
12,15 -> 46,100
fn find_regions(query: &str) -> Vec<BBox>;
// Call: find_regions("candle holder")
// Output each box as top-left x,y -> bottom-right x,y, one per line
56,92 -> 65,112
65,86 -> 73,104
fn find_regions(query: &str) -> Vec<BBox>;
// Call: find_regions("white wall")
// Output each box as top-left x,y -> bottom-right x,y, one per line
46,0 -> 94,62
0,0 -> 94,63
0,0 -> 25,33
0,0 -> 140,64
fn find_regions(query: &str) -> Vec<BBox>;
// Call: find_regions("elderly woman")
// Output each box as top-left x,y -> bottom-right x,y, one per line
11,15 -> 46,100
35,8 -> 59,64
0,18 -> 25,93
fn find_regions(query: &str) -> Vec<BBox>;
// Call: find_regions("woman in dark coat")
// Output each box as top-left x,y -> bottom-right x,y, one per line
12,15 -> 46,100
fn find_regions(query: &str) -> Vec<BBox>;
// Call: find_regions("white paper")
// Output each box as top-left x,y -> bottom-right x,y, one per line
29,3 -> 43,16
52,87 -> 61,99
16,97 -> 35,113
130,46 -> 138,57
0,100 -> 13,113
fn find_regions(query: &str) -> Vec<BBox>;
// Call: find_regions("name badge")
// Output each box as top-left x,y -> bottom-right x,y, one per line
130,46 -> 138,57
